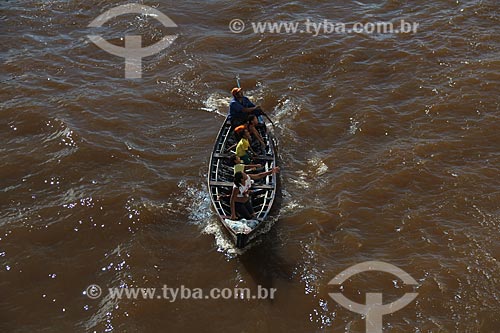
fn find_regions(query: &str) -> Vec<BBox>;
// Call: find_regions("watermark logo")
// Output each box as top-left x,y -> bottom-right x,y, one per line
87,3 -> 178,78
329,261 -> 418,333
229,19 -> 245,34
85,284 -> 102,299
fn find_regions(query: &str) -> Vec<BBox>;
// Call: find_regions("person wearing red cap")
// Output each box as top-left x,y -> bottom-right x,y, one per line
228,87 -> 262,127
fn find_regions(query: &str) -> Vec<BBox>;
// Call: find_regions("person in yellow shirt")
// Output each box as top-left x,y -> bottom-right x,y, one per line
230,155 -> 261,175
235,129 -> 255,164
234,115 -> 265,149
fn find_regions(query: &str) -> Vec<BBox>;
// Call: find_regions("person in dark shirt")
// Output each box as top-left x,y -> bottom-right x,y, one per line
228,87 -> 262,127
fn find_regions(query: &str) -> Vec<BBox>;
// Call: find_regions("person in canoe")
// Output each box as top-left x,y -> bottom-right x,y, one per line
230,154 -> 261,175
235,128 -> 256,164
230,167 -> 280,220
235,115 -> 265,149
226,115 -> 266,155
228,87 -> 263,127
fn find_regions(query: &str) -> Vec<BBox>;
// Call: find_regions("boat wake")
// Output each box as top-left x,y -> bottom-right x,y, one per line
201,93 -> 230,117
178,179 -> 283,256
177,180 -> 243,255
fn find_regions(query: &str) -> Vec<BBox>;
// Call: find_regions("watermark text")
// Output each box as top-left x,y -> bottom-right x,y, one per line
84,284 -> 277,302
229,19 -> 419,36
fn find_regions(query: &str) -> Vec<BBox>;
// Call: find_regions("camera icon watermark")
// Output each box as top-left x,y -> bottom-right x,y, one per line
329,261 -> 419,333
87,3 -> 178,79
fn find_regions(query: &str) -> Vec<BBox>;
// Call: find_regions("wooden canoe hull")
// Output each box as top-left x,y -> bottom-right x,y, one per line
207,117 -> 278,248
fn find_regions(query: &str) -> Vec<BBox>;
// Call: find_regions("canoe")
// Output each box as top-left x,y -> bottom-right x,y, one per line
207,116 -> 279,248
